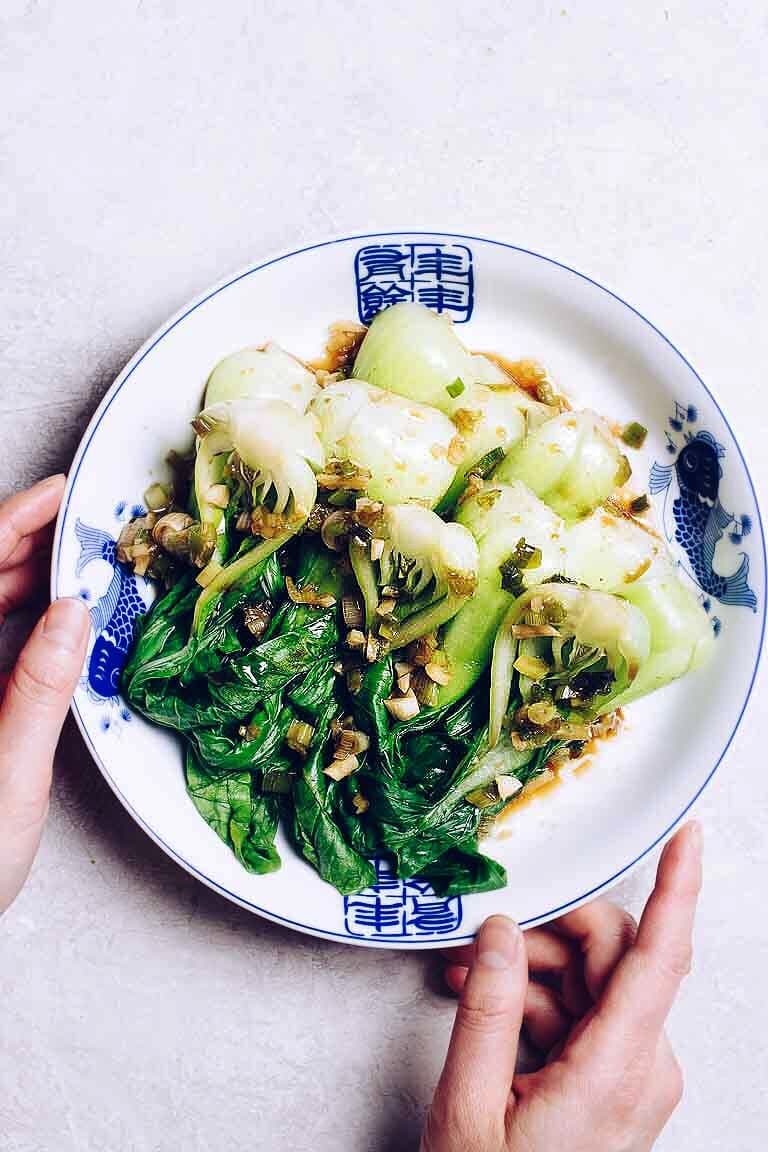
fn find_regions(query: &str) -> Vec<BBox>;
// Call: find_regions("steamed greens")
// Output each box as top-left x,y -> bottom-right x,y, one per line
119,302 -> 712,897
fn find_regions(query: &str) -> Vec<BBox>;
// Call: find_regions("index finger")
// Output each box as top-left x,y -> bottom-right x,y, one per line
569,821 -> 702,1070
550,899 -> 637,1001
0,476 -> 65,568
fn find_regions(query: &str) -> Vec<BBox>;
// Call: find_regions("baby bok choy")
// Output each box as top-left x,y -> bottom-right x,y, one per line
488,583 -> 651,746
494,410 -> 631,520
566,510 -> 714,707
345,503 -> 479,651
351,302 -> 555,482
309,378 -> 461,507
191,398 -> 323,632
195,345 -> 319,532
435,480 -> 567,706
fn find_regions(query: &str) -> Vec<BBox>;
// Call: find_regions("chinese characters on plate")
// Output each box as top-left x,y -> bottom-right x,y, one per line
355,242 -> 474,324
344,858 -> 463,940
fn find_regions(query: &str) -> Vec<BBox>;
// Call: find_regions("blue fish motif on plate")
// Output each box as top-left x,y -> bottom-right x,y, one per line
75,519 -> 147,701
649,403 -> 757,611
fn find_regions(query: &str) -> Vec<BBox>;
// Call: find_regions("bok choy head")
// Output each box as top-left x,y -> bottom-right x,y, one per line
601,557 -> 714,709
489,582 -> 651,746
434,481 -> 567,707
565,508 -> 714,698
494,410 -> 631,520
191,398 -> 324,633
351,302 -> 555,476
196,346 -> 319,532
204,343 -> 319,410
348,503 -> 479,649
352,302 -> 477,410
195,398 -> 322,523
309,379 -> 460,507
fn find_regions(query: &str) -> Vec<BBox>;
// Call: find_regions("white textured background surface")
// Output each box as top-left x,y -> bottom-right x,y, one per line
1,3 -> 766,1149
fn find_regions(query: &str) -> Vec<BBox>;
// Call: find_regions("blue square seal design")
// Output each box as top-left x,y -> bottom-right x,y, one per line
354,242 -> 474,324
344,858 -> 463,940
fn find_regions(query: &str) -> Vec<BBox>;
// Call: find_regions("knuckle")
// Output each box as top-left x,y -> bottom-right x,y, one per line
594,1053 -> 650,1117
618,910 -> 638,948
457,992 -> 513,1035
661,943 -> 694,979
611,1078 -> 643,1121
11,653 -> 70,705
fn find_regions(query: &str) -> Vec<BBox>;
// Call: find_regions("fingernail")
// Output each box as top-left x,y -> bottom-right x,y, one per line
43,597 -> 90,651
477,916 -> 521,970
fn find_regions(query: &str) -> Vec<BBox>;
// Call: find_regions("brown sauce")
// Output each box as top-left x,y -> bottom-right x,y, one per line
309,322 -> 367,376
602,495 -> 664,542
494,709 -> 624,829
478,352 -> 572,412
479,353 -> 548,396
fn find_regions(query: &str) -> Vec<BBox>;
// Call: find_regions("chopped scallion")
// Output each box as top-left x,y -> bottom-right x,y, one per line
499,560 -> 524,597
471,446 -> 505,479
513,654 -> 550,680
621,422 -> 648,449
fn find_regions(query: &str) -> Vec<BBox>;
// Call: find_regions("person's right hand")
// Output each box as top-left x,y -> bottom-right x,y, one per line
422,821 -> 702,1152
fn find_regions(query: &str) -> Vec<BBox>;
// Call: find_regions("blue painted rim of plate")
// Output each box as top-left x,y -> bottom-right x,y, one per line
52,231 -> 767,946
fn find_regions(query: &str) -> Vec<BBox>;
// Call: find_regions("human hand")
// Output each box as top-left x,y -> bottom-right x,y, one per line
0,476 -> 90,914
422,821 -> 702,1152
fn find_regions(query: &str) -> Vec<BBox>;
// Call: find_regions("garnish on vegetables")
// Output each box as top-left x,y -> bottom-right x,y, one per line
621,421 -> 648,449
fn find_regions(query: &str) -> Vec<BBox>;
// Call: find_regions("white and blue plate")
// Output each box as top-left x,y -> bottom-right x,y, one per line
51,232 -> 766,948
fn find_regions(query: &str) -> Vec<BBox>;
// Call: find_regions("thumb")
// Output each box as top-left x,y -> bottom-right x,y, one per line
431,916 -> 527,1137
0,598 -> 90,889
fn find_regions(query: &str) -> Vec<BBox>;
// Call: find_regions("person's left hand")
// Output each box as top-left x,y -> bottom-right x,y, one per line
0,476 -> 90,915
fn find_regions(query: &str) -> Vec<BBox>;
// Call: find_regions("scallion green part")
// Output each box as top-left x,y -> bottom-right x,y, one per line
466,785 -> 499,809
498,534 -> 542,596
498,559 -> 524,597
471,446 -> 505,479
621,421 -> 648,449
509,538 -> 542,571
446,377 -> 465,398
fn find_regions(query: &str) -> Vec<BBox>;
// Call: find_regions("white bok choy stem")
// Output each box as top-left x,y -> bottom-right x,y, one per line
204,343 -> 319,410
488,583 -> 651,746
494,410 -> 631,520
309,378 -> 460,507
351,302 -> 555,480
192,398 -> 323,633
